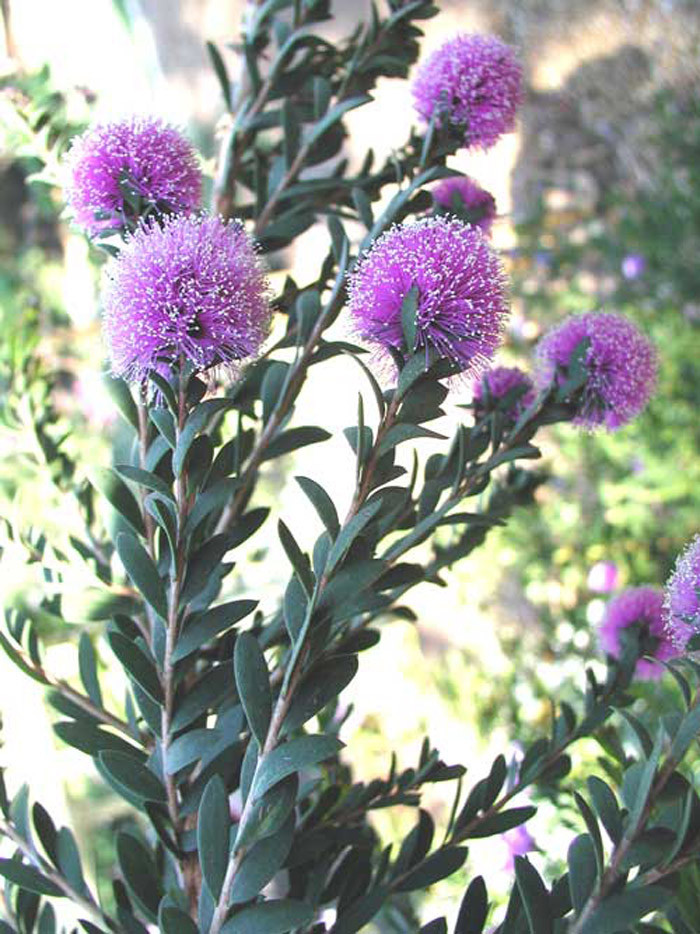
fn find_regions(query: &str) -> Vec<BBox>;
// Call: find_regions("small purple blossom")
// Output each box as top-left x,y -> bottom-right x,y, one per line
535,312 -> 657,430
432,175 -> 497,234
347,216 -> 509,375
665,535 -> 700,650
412,34 -> 523,150
102,214 -> 271,381
502,824 -> 536,872
598,586 -> 677,679
473,365 -> 535,422
587,561 -> 618,594
65,116 -> 202,236
621,254 -> 646,280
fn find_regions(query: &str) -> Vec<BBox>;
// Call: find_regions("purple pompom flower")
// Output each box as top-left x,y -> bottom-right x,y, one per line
65,116 -> 202,236
432,175 -> 497,234
473,365 -> 535,422
535,312 -> 657,430
412,34 -> 523,150
347,216 -> 509,376
102,214 -> 271,381
665,535 -> 700,650
598,586 -> 677,679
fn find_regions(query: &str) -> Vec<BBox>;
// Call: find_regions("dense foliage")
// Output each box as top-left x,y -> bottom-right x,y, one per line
1,3 -> 700,934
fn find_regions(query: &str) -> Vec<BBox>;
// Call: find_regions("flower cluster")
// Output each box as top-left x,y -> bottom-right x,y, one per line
665,535 -> 700,649
65,116 -> 202,236
472,365 -> 535,422
432,175 -> 497,234
598,586 -> 677,679
347,216 -> 509,375
535,312 -> 657,430
102,215 -> 271,381
412,34 -> 523,150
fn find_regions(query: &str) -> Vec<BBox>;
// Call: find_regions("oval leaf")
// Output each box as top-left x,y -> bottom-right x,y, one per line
198,776 -> 230,900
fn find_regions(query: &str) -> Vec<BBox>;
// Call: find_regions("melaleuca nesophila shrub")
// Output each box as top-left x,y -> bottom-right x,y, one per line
2,3 -> 700,934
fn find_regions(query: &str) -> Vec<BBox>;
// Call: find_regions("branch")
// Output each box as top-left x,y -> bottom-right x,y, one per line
208,397 -> 400,934
0,818 -> 121,932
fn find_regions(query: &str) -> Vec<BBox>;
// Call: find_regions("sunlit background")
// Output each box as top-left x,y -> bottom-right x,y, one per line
2,0 -> 700,928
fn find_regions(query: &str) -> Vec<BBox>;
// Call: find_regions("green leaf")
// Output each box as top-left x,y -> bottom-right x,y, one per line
278,520 -> 315,596
166,729 -> 220,774
171,664 -> 234,732
207,40 -> 232,110
78,634 -> 102,707
107,633 -> 163,704
325,500 -> 382,575
98,751 -> 166,803
104,377 -> 138,429
56,827 -> 87,896
617,708 -> 654,757
220,899 -> 313,934
261,362 -> 290,423
90,468 -> 145,536
114,465 -> 174,502
53,722 -> 145,762
173,400 -> 234,476
627,725 -> 664,833
38,903 -> 56,934
172,601 -> 257,663
234,632 -> 272,747
296,477 -> 340,539
116,532 -> 168,620
377,423 -> 446,458
283,575 -> 307,642
261,426 -> 331,461
573,792 -> 604,878
282,99 -> 300,167
159,906 -> 199,934
149,408 -> 176,447
482,755 -> 507,811
455,876 -> 488,934
198,776 -> 230,900
400,286 -> 419,352
32,802 -> 58,864
116,832 -> 162,921
330,887 -> 389,934
514,857 -> 552,934
253,735 -> 343,800
352,187 -> 374,228
149,370 -> 178,412
283,656 -> 358,734
395,846 -> 468,892
184,478 -> 238,537
464,806 -> 537,839
313,76 -> 332,118
587,776 -> 623,845
578,885 -> 674,934
567,834 -> 597,916
669,702 -> 700,764
180,533 -> 235,604
396,354 -> 429,400
231,813 -> 294,903
419,922 -> 447,934
0,859 -> 63,897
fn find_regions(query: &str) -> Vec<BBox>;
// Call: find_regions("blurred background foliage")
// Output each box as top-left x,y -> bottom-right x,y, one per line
1,0 -> 700,928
